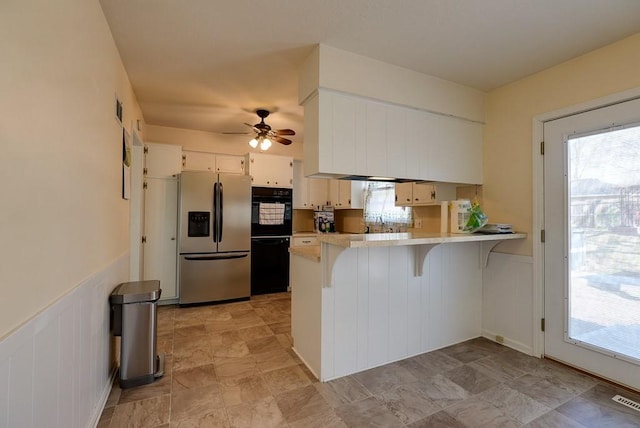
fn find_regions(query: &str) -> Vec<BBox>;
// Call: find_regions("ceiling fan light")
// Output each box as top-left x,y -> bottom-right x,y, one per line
260,138 -> 272,151
249,137 -> 259,148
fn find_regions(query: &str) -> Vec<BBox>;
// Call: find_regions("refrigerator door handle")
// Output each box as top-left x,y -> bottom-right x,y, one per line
213,182 -> 219,243
219,182 -> 224,242
184,253 -> 248,261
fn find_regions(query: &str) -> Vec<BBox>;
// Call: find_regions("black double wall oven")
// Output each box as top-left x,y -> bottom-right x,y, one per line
250,187 -> 292,295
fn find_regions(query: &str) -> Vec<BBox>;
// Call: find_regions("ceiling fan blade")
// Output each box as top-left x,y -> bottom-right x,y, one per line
274,136 -> 292,145
244,122 -> 260,133
275,129 -> 295,136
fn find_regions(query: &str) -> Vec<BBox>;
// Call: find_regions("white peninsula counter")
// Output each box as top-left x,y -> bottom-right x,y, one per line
290,232 -> 526,382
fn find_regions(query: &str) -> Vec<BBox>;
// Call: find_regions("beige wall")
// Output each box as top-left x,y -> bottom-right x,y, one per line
146,124 -> 304,159
0,0 -> 144,338
484,32 -> 640,256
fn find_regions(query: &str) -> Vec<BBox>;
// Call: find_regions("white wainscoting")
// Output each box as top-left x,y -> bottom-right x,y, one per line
482,251 -> 534,355
0,253 -> 128,428
320,243 -> 483,381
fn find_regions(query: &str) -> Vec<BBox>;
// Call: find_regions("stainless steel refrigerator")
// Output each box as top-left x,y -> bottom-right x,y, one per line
178,171 -> 251,304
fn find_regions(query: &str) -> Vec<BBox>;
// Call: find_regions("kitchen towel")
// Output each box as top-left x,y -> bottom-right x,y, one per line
259,202 -> 285,225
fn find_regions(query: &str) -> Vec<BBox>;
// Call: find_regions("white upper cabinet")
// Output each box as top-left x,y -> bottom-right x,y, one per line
293,160 -> 328,209
145,143 -> 182,178
302,89 -> 483,184
215,154 -> 245,174
182,151 -> 215,171
181,151 -> 245,174
247,153 -> 293,188
328,180 -> 365,209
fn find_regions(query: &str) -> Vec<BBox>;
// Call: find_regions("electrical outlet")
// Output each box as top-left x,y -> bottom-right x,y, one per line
414,218 -> 423,228
495,335 -> 505,344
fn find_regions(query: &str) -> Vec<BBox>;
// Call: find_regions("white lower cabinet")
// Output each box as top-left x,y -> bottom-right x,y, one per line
143,177 -> 178,301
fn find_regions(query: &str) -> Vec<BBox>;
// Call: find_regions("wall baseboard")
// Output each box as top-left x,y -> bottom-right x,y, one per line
0,253 -> 128,428
482,328 -> 534,356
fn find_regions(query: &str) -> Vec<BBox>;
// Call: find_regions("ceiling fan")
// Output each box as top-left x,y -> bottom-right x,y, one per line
245,109 -> 295,150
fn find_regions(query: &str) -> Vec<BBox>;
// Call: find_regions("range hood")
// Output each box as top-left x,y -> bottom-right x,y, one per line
339,175 -> 415,184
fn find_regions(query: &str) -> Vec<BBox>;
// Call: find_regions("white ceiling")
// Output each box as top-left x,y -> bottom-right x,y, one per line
100,0 -> 640,146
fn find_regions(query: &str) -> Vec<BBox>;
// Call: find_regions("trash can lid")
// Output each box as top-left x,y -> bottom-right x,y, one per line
109,280 -> 161,304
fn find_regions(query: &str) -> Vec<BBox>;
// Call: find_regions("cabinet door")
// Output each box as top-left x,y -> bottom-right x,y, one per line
215,154 -> 245,174
386,105 -> 406,179
249,153 -> 293,187
145,143 -> 182,177
272,156 -> 293,187
181,150 -> 215,172
395,182 -> 413,206
365,101 -> 388,177
431,116 -> 482,184
143,177 -> 178,300
308,178 -> 328,209
248,153 -> 271,186
332,93 -> 358,175
328,180 -> 341,207
412,183 -> 435,204
293,160 -> 310,208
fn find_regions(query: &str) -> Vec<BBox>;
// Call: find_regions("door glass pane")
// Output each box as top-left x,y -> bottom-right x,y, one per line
567,124 -> 640,361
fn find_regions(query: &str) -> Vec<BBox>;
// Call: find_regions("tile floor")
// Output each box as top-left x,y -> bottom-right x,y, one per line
98,292 -> 640,427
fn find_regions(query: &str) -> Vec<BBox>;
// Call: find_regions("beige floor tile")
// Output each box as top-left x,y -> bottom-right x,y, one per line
172,363 -> 218,392
253,349 -> 298,373
220,373 -> 273,407
237,325 -> 274,342
101,293 -> 620,428
169,408 -> 229,427
226,396 -> 287,428
287,410 -> 348,428
262,365 -> 312,395
212,340 -> 250,359
274,384 -> 332,423
111,394 -> 171,428
171,384 -> 225,423
246,335 -> 286,355
215,355 -> 259,379
266,321 -> 291,335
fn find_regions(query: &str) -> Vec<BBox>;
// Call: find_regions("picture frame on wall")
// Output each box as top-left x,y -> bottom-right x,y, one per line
122,128 -> 131,200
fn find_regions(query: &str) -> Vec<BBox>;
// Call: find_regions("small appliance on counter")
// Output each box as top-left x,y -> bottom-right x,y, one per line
314,207 -> 335,233
449,199 -> 472,234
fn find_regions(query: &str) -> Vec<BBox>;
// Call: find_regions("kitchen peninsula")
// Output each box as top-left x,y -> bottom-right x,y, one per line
290,232 -> 526,381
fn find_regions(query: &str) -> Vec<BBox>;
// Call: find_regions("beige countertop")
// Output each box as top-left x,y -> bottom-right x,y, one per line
289,245 -> 321,262
318,232 -> 527,248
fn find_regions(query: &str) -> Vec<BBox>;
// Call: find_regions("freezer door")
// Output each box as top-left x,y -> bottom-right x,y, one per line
179,252 -> 250,304
217,174 -> 252,252
179,171 -> 217,254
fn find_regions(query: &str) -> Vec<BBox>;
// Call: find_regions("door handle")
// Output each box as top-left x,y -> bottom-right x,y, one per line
184,253 -> 248,261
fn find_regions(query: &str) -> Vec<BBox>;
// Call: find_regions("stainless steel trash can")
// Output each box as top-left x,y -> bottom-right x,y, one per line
110,280 -> 164,388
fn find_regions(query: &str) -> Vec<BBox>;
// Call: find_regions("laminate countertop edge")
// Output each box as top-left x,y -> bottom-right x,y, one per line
318,232 -> 527,248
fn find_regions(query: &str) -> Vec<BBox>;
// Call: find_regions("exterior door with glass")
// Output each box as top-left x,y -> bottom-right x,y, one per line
543,97 -> 640,390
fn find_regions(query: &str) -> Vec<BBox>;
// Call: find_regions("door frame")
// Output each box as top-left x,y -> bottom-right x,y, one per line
532,86 -> 640,358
